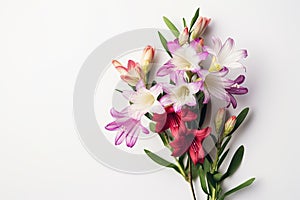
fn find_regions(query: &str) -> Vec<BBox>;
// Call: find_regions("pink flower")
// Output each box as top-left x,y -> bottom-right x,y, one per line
140,45 -> 155,74
170,124 -> 211,165
202,67 -> 248,108
105,107 -> 149,148
152,106 -> 197,137
191,16 -> 211,39
112,60 -> 145,86
157,39 -> 208,82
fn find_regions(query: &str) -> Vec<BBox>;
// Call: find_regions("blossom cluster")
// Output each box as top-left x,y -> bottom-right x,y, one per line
105,14 -> 248,166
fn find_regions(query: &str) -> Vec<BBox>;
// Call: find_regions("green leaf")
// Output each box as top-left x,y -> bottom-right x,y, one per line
221,178 -> 255,198
206,172 -> 216,188
222,146 -> 244,180
199,166 -> 209,194
191,163 -> 200,179
115,89 -> 123,93
149,122 -> 156,132
158,31 -> 172,57
163,16 -> 180,38
217,149 -> 230,169
203,158 -> 211,173
230,107 -> 250,135
213,172 -> 223,182
183,17 -> 187,27
190,8 -> 200,30
144,149 -> 181,173
219,136 -> 232,156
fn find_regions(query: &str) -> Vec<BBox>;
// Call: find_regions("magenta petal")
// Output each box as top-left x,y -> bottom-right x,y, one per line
105,122 -> 120,131
126,134 -> 138,148
198,51 -> 209,61
141,125 -> 150,134
115,131 -> 126,145
167,39 -> 180,54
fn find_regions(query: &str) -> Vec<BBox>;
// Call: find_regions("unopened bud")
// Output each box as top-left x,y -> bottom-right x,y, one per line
215,108 -> 226,134
179,27 -> 189,46
224,116 -> 237,136
191,17 -> 211,39
141,45 -> 155,74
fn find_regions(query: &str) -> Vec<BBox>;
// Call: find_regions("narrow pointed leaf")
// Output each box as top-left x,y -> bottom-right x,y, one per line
222,145 -> 244,180
217,148 -> 230,169
183,17 -> 187,27
222,178 -> 255,198
229,107 -> 249,135
158,31 -> 172,57
115,89 -> 123,93
190,8 -> 200,30
163,16 -> 180,38
144,149 -> 181,173
199,166 -> 209,194
149,122 -> 155,132
219,136 -> 231,156
213,172 -> 223,182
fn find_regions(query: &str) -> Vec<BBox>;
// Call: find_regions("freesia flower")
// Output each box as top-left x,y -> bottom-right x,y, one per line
224,116 -> 236,136
152,106 -> 197,137
178,27 -> 189,46
160,76 -> 203,112
202,67 -> 248,108
105,107 -> 149,147
191,16 -> 211,40
206,37 -> 248,71
122,80 -> 165,119
170,124 -> 211,165
141,45 -> 155,74
112,60 -> 145,86
157,39 -> 208,81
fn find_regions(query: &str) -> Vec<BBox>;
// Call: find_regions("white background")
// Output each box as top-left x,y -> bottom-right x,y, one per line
1,0 -> 300,199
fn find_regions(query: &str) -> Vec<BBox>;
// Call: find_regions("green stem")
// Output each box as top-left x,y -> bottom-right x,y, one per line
189,158 -> 197,200
175,158 -> 186,179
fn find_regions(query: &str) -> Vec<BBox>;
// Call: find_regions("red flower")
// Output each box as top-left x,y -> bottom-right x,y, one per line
170,124 -> 211,165
152,106 -> 197,137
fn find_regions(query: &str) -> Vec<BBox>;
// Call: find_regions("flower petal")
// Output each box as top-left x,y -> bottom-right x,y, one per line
157,62 -> 175,76
105,121 -> 120,131
115,131 -> 126,145
150,101 -> 165,114
150,84 -> 163,98
167,39 -> 181,54
218,38 -> 234,63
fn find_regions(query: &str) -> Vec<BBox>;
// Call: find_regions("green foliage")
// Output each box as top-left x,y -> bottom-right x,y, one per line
158,31 -> 172,57
144,149 -> 181,174
190,8 -> 200,30
163,16 -> 180,38
221,146 -> 244,180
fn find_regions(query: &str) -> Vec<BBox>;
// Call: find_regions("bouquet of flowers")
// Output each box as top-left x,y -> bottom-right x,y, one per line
105,8 -> 255,200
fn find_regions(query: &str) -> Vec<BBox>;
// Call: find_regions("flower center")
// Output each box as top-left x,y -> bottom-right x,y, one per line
141,92 -> 155,106
177,86 -> 190,99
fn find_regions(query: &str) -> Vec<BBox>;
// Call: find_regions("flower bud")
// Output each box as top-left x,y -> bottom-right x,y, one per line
191,17 -> 211,40
179,27 -> 189,46
224,116 -> 237,136
214,108 -> 226,134
141,45 -> 155,74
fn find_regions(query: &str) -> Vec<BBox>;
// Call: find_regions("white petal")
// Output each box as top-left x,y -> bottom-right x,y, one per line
212,36 -> 222,54
150,84 -> 162,98
218,38 -> 234,64
150,101 -> 165,114
122,90 -> 135,101
160,94 -> 174,106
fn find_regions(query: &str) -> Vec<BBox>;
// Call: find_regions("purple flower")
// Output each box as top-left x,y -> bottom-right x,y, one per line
105,107 -> 149,148
157,39 -> 208,82
202,67 -> 248,108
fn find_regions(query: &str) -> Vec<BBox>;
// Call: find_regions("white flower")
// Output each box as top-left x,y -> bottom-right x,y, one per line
206,37 -> 248,71
122,81 -> 165,119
